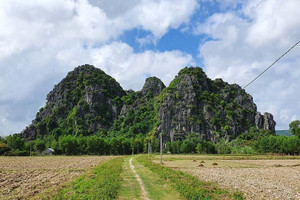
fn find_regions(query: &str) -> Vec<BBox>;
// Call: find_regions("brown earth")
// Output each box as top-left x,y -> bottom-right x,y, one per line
155,155 -> 300,200
0,156 -> 112,200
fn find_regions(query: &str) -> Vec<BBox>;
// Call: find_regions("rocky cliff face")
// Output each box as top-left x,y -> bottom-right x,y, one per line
255,112 -> 276,133
21,64 -> 125,139
21,65 -> 276,141
156,67 -> 275,142
109,77 -> 165,137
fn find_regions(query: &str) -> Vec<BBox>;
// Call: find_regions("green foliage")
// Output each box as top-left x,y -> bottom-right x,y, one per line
6,134 -> 24,150
0,143 -> 11,155
58,135 -> 78,155
3,150 -> 28,156
229,127 -> 300,155
216,141 -> 232,154
233,128 -> 274,147
180,140 -> 195,153
137,155 -> 244,200
256,136 -> 300,154
22,134 -> 149,156
55,157 -> 124,200
289,120 -> 300,137
166,133 -> 216,154
34,138 -> 46,152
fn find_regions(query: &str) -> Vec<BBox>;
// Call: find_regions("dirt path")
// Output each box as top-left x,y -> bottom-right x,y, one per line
129,158 -> 150,200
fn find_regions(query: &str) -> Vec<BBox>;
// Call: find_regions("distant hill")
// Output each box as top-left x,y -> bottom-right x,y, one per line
276,130 -> 292,136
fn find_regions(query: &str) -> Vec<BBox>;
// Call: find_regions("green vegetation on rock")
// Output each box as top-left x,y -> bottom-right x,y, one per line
0,65 -> 294,156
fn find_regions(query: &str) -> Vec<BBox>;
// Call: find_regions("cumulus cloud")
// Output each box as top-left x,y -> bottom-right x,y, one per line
0,0 -> 198,135
197,0 -> 300,129
90,42 -> 194,90
90,0 -> 199,40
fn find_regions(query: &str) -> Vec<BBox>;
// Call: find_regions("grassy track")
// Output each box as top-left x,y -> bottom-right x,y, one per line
54,157 -> 124,200
132,157 -> 183,200
118,157 -> 143,200
118,156 -> 183,200
137,155 -> 244,200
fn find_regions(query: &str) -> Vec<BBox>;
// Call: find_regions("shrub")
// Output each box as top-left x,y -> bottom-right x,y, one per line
0,143 -> 11,155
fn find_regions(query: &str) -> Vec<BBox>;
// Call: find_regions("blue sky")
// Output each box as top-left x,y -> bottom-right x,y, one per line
1,0 -> 300,135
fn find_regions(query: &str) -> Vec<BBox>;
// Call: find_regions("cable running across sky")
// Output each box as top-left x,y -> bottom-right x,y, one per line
243,40 -> 300,89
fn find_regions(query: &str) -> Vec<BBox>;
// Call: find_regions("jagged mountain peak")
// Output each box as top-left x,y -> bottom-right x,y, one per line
22,65 -> 125,139
141,76 -> 166,97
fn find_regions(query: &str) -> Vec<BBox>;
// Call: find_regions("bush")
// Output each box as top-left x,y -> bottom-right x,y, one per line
4,150 -> 28,156
0,143 -> 11,155
34,138 -> 46,152
180,140 -> 195,153
6,134 -> 24,150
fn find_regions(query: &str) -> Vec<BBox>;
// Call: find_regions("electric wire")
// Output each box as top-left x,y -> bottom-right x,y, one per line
243,40 -> 300,89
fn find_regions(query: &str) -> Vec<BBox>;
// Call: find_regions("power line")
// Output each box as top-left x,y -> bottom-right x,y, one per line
243,40 -> 300,89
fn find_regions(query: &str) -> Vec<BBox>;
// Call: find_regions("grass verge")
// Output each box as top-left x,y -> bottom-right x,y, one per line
137,155 -> 244,200
54,157 -> 124,200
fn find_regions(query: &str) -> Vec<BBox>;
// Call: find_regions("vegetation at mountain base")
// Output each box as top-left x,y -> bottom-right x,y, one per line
54,157 -> 124,200
1,65 -> 299,156
137,155 -> 244,200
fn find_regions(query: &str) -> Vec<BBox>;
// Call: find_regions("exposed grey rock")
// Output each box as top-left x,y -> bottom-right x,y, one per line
141,76 -> 166,97
157,67 -> 267,142
255,112 -> 264,129
263,112 -> 276,132
21,64 -> 125,139
255,112 -> 276,133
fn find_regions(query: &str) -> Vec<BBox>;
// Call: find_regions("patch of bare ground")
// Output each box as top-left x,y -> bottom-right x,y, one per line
0,156 -> 112,200
159,157 -> 300,200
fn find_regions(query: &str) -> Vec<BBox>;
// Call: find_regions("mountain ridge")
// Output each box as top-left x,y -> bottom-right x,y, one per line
21,65 -> 276,143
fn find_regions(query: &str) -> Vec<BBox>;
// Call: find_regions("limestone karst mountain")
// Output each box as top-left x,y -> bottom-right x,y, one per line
21,65 -> 276,142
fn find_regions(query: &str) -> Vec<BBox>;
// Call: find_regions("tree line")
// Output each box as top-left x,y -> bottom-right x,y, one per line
1,120 -> 300,156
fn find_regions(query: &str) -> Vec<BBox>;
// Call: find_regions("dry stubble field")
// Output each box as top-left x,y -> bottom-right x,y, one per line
0,156 -> 112,200
155,155 -> 300,200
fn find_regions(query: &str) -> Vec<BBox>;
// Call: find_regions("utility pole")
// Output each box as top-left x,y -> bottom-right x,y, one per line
160,132 -> 163,164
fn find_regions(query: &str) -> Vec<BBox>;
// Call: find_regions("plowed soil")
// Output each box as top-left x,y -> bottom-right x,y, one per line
158,156 -> 300,200
0,156 -> 112,200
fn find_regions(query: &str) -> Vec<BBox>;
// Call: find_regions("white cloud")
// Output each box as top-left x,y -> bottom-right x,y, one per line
91,42 -> 194,90
197,0 -> 300,129
0,0 -> 198,135
90,0 -> 199,40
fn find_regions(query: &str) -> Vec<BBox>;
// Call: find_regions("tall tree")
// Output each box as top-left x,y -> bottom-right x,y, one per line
289,120 -> 300,137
